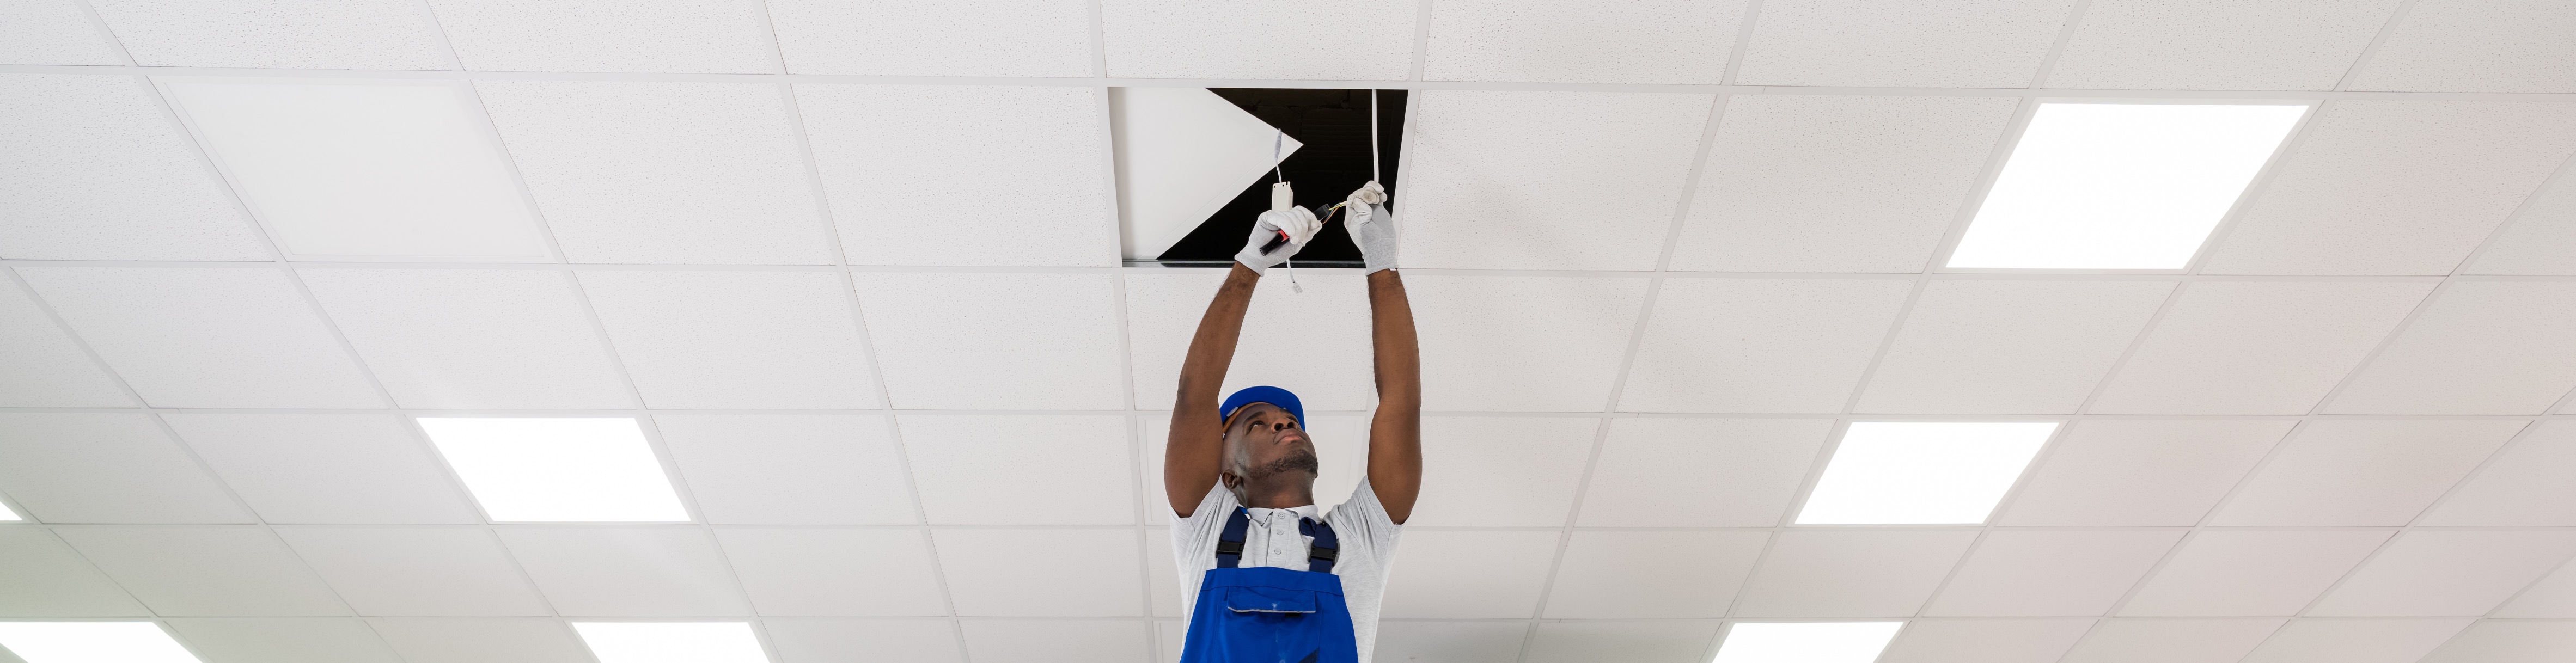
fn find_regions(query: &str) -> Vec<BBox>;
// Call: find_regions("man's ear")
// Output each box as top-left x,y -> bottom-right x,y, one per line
1218,472 -> 1242,489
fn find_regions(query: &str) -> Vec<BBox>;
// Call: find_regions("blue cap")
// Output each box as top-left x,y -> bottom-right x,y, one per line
1219,386 -> 1304,426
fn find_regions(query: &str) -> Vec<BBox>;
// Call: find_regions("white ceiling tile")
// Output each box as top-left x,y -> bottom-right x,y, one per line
2348,0 -> 2576,93
424,0 -> 768,73
2241,618 -> 2473,663
1407,416 -> 1595,526
2328,282 -> 2576,414
798,85 -> 1111,267
0,0 -> 118,65
0,529 -> 151,616
1541,530 -> 1766,618
2428,422 -> 2576,526
2119,529 -> 2390,616
2059,618 -> 2284,663
1735,0 -> 2077,87
1400,90 -> 1713,270
1927,530 -> 2182,616
272,527 -> 550,617
163,413 -> 478,525
2496,555 -> 2576,617
2419,621 -> 2576,663
766,620 -> 961,663
2311,530 -> 2576,616
1124,273 -> 1376,412
2471,170 -> 2576,275
493,527 -> 751,617
2202,101 -> 2576,275
1576,418 -> 1832,527
55,526 -> 347,616
1669,95 -> 2015,273
1156,619 -> 1183,662
2044,0 -> 2400,90
1409,275 -> 1649,411
1525,620 -> 1719,663
1369,621 -> 1529,663
1733,529 -> 1980,617
1999,420 -> 2288,526
370,618 -> 591,663
2088,281 -> 2433,414
958,620 -> 1149,663
87,0 -> 443,69
1139,415 -> 1371,529
934,529 -> 1143,617
653,415 -> 915,525
1859,280 -> 2172,414
1100,0 -> 1415,79
162,618 -> 401,663
770,0 -> 1088,76
299,269 -> 628,409
2211,419 -> 2519,526
0,75 -> 266,261
474,81 -> 827,264
1620,278 -> 1913,413
852,273 -> 1123,410
16,267 -> 384,408
1144,528 -> 1180,618
903,415 -> 1132,525
1423,0 -> 1747,84
577,270 -> 876,409
713,529 -> 946,617
1878,619 -> 2092,663
0,277 -> 127,407
0,413 -> 251,524
1379,530 -> 1560,618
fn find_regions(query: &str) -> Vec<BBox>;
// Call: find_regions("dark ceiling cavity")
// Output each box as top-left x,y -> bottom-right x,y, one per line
1155,88 -> 1407,263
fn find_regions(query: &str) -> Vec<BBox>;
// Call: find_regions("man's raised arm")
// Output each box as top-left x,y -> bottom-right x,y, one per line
1165,263 -> 1260,517
1347,183 -> 1421,523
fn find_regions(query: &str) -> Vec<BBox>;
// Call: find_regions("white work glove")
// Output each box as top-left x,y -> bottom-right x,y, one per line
1235,206 -> 1320,275
1346,182 -> 1397,273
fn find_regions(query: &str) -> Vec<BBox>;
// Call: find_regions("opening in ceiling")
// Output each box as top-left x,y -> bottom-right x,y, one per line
1112,87 -> 1405,265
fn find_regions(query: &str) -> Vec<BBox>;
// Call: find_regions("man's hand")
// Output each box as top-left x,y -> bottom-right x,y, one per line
1233,207 -> 1319,275
1347,182 -> 1397,273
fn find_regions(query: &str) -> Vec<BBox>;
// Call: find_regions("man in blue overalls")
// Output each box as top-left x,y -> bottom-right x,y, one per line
1165,182 -> 1419,663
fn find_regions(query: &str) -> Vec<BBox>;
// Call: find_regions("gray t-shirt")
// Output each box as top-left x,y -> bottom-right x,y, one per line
1170,478 -> 1405,662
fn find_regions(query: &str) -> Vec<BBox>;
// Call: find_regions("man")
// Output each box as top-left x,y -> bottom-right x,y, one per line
1165,181 -> 1420,663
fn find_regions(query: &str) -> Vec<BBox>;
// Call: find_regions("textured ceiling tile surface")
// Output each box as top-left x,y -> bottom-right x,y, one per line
764,619 -> 965,663
163,618 -> 403,663
1405,416 -> 1596,527
1735,0 -> 2077,87
2348,0 -> 2576,93
2119,529 -> 2391,616
87,0 -> 444,69
1877,619 -> 2093,663
14,267 -> 383,408
1377,530 -> 1562,618
0,0 -> 120,65
369,619 -> 592,663
2424,421 -> 2576,526
271,527 -> 552,617
1575,418 -> 1833,527
1407,275 -> 1650,411
0,529 -> 152,616
1731,529 -> 1981,617
713,528 -> 948,616
2238,618 -> 2474,663
492,527 -> 752,617
1124,273 -> 1375,412
2494,557 -> 2576,617
2418,621 -> 2576,663
1925,530 -> 2185,616
1620,278 -> 1913,413
933,529 -> 1143,617
2308,530 -> 2576,616
2087,281 -> 2433,414
1540,530 -> 1766,618
852,273 -> 1125,410
1524,620 -> 1719,663
652,414 -> 917,525
0,277 -> 130,407
1857,279 -> 2173,414
1997,419 -> 2291,526
1100,0 -> 1417,79
1399,90 -> 1712,271
1669,95 -> 2015,273
798,84 -> 1112,267
2044,0 -> 2400,90
2057,618 -> 2284,663
2327,281 -> 2576,414
425,0 -> 770,73
2469,174 -> 2576,275
577,269 -> 878,409
2209,419 -> 2520,526
163,413 -> 479,525
770,0 -> 1090,77
0,75 -> 267,261
299,269 -> 632,409
2202,101 -> 2576,275
899,414 -> 1134,525
0,413 -> 252,524
475,81 -> 828,265
958,620 -> 1152,663
1422,0 -> 1747,84
1369,621 -> 1530,663
54,526 -> 350,616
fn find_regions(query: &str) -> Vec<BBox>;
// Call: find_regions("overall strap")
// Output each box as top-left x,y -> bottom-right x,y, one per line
1299,517 -> 1340,574
1213,507 -> 1250,568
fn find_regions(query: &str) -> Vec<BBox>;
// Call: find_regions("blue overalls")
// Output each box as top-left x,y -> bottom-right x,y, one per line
1177,507 -> 1361,663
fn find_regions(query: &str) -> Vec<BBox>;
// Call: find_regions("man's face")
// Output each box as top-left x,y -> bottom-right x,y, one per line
1223,402 -> 1320,482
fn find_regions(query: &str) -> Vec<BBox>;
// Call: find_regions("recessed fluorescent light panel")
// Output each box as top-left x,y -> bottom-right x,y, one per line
1711,622 -> 1903,663
2,500 -> 20,520
418,418 -> 689,522
160,77 -> 550,260
1948,102 -> 2307,269
574,623 -> 769,663
0,622 -> 204,663
1796,422 -> 2057,525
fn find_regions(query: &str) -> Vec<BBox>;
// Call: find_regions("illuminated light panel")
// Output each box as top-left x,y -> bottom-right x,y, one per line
2,501 -> 19,521
418,418 -> 689,522
160,77 -> 549,260
573,623 -> 768,663
1948,102 -> 2307,269
1796,422 -> 2058,525
1711,622 -> 1904,663
0,622 -> 203,663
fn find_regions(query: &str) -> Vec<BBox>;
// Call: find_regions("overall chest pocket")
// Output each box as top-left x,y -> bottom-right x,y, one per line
1222,585 -> 1319,614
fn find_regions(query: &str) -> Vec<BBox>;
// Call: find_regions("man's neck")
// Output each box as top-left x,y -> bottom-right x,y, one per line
1238,478 -> 1316,509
